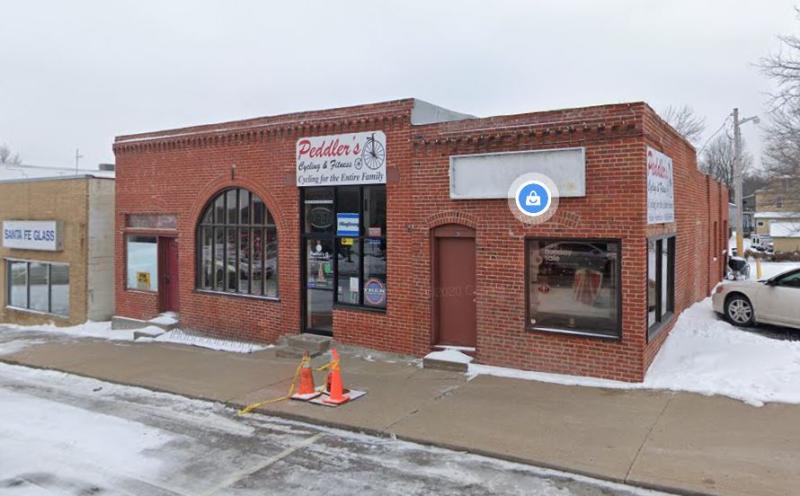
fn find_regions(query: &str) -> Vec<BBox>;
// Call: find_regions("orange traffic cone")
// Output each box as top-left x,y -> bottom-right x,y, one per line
291,352 -> 321,401
323,348 -> 350,405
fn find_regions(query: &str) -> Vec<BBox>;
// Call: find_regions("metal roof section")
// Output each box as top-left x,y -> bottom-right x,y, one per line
410,99 -> 475,125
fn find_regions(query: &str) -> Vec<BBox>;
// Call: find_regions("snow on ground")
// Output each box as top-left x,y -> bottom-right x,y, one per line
3,320 -> 270,354
470,298 -> 800,407
750,260 -> 800,280
148,329 -> 272,353
0,362 -> 666,496
424,348 -> 474,364
4,320 -> 136,340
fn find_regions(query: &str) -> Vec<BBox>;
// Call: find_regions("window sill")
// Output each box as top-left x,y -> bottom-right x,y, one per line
6,306 -> 69,319
194,289 -> 280,303
125,288 -> 158,295
647,311 -> 674,342
526,325 -> 621,341
333,303 -> 386,314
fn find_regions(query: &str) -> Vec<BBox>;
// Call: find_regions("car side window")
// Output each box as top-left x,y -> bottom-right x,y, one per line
776,271 -> 800,288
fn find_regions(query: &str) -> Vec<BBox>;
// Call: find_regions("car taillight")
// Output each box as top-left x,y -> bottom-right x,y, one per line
715,285 -> 724,294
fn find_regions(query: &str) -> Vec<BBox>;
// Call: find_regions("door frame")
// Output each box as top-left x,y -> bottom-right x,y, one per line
299,188 -> 335,336
430,224 -> 476,347
158,235 -> 179,313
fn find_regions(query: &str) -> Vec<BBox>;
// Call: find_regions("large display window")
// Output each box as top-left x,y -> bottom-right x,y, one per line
6,260 -> 70,316
527,239 -> 621,338
196,188 -> 278,298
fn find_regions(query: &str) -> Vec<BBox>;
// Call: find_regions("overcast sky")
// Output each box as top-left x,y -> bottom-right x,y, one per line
0,1 -> 796,170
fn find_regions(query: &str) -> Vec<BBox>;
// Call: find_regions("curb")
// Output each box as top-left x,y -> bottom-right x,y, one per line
0,357 -> 716,496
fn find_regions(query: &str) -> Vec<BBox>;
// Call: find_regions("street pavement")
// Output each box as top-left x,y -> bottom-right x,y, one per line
0,360 -> 665,496
1,326 -> 799,496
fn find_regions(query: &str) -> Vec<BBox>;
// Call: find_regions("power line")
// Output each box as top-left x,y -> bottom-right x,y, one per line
697,114 -> 732,155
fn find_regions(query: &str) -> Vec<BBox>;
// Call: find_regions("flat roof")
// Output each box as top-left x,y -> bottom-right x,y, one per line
0,164 -> 115,184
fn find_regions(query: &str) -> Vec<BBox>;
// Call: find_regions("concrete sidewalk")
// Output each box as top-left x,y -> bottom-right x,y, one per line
1,328 -> 798,496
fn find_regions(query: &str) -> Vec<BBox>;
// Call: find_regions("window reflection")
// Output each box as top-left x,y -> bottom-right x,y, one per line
528,239 -> 620,337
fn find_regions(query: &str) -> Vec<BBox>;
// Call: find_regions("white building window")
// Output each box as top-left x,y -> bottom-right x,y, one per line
6,260 -> 70,316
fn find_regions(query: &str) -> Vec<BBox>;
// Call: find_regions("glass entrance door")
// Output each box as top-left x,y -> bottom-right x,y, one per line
302,188 -> 334,334
306,238 -> 334,332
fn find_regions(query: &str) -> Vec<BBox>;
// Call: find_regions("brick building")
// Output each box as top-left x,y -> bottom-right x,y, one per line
1,170 -> 115,326
113,99 -> 727,381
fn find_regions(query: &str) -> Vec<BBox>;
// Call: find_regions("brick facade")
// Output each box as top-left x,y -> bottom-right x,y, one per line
0,176 -> 115,326
114,99 -> 727,381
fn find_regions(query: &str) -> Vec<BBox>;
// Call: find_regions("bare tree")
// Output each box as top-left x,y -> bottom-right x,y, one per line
0,143 -> 22,165
758,7 -> 800,236
660,105 -> 706,144
700,133 -> 753,190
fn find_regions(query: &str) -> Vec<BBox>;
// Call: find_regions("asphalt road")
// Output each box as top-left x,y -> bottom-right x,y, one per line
0,361 -> 669,496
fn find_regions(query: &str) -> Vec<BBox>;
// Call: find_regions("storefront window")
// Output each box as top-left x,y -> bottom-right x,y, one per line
648,236 -> 675,339
196,188 -> 278,298
334,185 -> 387,309
527,239 -> 620,338
6,261 -> 69,316
126,235 -> 158,291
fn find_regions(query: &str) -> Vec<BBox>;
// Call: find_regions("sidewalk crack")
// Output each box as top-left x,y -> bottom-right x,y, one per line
625,394 -> 673,482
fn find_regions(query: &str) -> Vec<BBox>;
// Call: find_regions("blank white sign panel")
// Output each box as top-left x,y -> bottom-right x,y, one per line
449,147 -> 586,199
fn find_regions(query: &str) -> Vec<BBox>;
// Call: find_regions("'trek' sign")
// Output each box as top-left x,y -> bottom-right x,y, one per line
296,131 -> 386,187
2,220 -> 63,251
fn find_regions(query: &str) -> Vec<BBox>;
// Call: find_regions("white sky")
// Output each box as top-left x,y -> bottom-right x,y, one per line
0,1 -> 796,170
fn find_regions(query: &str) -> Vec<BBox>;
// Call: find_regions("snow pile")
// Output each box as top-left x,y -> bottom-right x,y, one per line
751,261 -> 800,280
470,298 -> 800,407
645,299 -> 800,406
425,348 -> 474,364
151,329 -> 272,353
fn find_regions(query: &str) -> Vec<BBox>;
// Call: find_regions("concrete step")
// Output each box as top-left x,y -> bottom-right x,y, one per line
423,357 -> 469,373
146,313 -> 179,332
277,333 -> 331,358
133,327 -> 166,340
111,316 -> 148,331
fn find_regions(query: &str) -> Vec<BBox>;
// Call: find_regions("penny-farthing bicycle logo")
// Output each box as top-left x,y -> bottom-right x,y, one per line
361,133 -> 386,170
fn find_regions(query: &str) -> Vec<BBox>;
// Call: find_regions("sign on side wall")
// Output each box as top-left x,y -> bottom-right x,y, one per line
2,220 -> 63,251
296,131 -> 386,187
646,147 -> 675,224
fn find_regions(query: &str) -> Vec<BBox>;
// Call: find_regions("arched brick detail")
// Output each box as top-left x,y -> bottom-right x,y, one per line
188,173 -> 287,234
424,210 -> 480,231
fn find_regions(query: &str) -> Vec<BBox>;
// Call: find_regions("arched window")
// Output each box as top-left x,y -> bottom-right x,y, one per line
197,188 -> 278,298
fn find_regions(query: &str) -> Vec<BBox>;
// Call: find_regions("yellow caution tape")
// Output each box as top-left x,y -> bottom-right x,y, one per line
237,356 -> 306,416
237,354 -> 339,416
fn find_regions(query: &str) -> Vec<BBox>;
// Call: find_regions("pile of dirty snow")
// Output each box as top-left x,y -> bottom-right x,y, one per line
150,329 -> 272,353
470,298 -> 800,407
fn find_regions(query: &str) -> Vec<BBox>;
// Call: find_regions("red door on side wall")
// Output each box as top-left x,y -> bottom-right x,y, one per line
432,225 -> 477,348
159,237 -> 179,312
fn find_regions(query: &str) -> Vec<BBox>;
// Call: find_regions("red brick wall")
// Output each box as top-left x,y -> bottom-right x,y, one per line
114,100 -> 727,382
641,107 -> 728,370
114,99 -> 416,344
412,103 -> 649,381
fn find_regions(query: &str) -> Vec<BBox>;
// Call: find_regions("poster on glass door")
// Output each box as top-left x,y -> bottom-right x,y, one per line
296,131 -> 386,187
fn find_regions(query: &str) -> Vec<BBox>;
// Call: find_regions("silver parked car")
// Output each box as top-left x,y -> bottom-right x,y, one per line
712,267 -> 800,329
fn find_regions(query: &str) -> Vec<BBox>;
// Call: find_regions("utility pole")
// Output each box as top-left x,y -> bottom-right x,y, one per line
75,148 -> 83,173
733,108 -> 743,257
731,108 -> 759,257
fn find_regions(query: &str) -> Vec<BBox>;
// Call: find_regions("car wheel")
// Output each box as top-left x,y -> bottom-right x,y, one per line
725,294 -> 754,327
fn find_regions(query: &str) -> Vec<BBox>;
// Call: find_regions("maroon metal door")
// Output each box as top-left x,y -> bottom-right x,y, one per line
160,237 -> 179,312
433,225 -> 476,347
